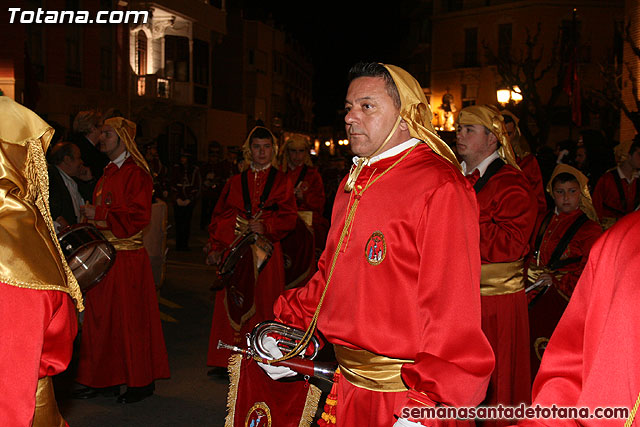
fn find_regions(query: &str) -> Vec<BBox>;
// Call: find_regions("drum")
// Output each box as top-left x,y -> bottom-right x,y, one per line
528,284 -> 569,378
57,224 -> 116,293
280,215 -> 315,289
218,232 -> 273,280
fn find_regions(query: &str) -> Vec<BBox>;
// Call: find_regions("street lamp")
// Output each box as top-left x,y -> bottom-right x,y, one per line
497,86 -> 523,106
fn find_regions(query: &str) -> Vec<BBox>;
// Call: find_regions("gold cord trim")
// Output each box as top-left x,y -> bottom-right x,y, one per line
266,143 -> 419,365
25,140 -> 84,311
625,392 -> 640,427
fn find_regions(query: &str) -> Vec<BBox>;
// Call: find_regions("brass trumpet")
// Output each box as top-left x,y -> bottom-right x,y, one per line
218,320 -> 336,382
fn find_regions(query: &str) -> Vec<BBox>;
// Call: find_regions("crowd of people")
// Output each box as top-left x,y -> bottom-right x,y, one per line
1,58 -> 639,427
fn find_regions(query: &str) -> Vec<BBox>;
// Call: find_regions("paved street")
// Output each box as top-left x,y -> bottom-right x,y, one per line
56,223 -> 232,426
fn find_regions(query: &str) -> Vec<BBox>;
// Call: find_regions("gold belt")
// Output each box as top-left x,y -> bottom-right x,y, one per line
100,230 -> 144,251
480,259 -> 525,296
33,377 -> 66,427
334,345 -> 411,392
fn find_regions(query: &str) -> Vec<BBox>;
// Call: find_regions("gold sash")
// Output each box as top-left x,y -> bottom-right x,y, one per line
480,259 -> 525,296
298,210 -> 313,227
32,377 -> 65,427
100,230 -> 144,251
334,345 -> 411,392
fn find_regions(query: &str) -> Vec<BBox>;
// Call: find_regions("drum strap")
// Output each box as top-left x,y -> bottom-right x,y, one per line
241,167 -> 278,217
533,211 -> 554,259
473,158 -> 505,193
547,213 -> 588,270
295,164 -> 308,187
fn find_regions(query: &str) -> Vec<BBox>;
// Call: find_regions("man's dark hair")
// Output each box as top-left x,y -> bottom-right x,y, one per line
49,142 -> 77,166
250,127 -> 273,143
348,62 -> 401,109
551,172 -> 579,189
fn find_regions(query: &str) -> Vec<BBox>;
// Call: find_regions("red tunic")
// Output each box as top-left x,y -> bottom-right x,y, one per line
274,144 -> 494,426
207,167 -> 297,367
517,153 -> 547,218
0,284 -> 76,426
592,169 -> 639,221
76,157 -> 170,387
526,209 -> 602,298
285,164 -> 329,249
473,162 -> 537,423
518,211 -> 640,426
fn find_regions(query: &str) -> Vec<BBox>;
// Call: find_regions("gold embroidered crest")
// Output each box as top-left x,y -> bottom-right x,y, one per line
365,231 -> 386,265
245,401 -> 272,427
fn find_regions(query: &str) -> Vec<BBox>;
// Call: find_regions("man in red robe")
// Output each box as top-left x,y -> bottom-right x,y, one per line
518,211 -> 640,426
205,126 -> 297,373
279,135 -> 328,288
457,105 -> 537,426
0,96 -> 84,427
525,164 -> 602,377
263,63 -> 494,427
591,137 -> 640,229
75,116 -> 170,403
501,110 -> 547,217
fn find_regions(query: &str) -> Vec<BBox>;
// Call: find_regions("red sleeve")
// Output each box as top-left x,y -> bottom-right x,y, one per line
552,220 -> 602,297
479,170 -> 537,263
94,166 -> 153,238
519,154 -> 548,216
0,284 -> 76,426
261,173 -> 298,243
207,178 -> 234,252
397,179 -> 494,413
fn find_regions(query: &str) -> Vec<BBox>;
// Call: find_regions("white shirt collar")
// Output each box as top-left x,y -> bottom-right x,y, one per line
461,150 -> 500,176
617,165 -> 639,184
112,151 -> 130,168
352,138 -> 420,166
250,163 -> 271,172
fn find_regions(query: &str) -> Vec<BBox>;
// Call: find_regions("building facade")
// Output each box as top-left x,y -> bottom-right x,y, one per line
430,0 -> 624,146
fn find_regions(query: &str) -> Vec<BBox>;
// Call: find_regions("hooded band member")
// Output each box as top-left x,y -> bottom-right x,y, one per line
263,63 -> 494,427
457,104 -> 538,426
205,126 -> 297,372
0,96 -> 83,426
74,116 -> 170,403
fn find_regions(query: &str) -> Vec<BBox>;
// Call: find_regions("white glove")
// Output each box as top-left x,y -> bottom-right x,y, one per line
394,418 -> 426,427
257,336 -> 296,380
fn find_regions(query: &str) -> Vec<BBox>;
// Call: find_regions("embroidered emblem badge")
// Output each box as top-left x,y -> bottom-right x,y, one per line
365,231 -> 386,265
104,191 -> 113,206
245,401 -> 272,427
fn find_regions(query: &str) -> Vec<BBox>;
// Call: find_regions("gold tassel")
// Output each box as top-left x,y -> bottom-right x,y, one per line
344,158 -> 366,192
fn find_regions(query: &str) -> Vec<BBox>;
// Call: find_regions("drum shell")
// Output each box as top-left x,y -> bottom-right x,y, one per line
218,233 -> 273,280
57,224 -> 116,293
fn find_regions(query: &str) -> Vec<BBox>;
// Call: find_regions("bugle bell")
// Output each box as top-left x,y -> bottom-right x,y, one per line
218,320 -> 336,382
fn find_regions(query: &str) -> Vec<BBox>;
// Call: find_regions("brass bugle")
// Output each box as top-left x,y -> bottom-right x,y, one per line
217,340 -> 336,383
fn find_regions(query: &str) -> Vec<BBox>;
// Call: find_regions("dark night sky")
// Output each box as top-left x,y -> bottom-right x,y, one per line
241,0 -> 412,127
